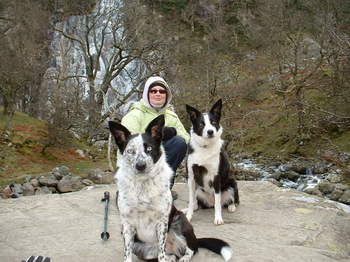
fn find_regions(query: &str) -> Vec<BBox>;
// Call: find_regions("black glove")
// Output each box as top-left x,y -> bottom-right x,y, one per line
162,127 -> 177,141
22,256 -> 50,262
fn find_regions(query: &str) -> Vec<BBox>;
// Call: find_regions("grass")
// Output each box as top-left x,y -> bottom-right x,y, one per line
0,108 -> 109,189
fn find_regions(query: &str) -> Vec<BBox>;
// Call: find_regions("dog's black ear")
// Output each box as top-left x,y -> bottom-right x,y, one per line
145,115 -> 165,142
210,99 -> 222,121
108,121 -> 131,153
186,104 -> 201,122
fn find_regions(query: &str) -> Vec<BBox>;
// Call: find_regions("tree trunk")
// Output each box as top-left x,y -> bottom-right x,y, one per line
88,81 -> 98,134
295,85 -> 305,139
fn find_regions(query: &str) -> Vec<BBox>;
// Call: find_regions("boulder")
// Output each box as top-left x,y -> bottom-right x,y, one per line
1,182 -> 349,262
38,176 -> 59,187
328,188 -> 344,201
280,171 -> 300,182
30,178 -> 40,188
235,168 -> 262,181
339,190 -> 350,204
318,181 -> 335,194
21,182 -> 35,196
52,166 -> 70,180
88,169 -> 115,184
93,140 -> 108,148
326,173 -> 343,183
303,187 -> 323,197
34,186 -> 52,195
57,175 -> 85,193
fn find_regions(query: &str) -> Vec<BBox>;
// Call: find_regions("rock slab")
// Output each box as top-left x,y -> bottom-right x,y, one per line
0,181 -> 349,262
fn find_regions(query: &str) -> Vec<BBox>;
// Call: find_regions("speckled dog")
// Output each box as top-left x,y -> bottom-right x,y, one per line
109,115 -> 233,262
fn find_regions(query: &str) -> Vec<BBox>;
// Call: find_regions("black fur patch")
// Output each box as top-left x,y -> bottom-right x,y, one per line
188,144 -> 194,154
141,133 -> 162,163
192,164 -> 207,187
207,112 -> 221,131
191,114 -> 205,136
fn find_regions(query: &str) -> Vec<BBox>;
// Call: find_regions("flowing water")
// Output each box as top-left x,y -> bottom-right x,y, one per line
234,159 -> 323,191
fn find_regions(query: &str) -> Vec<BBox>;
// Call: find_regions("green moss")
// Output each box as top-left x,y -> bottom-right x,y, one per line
332,131 -> 350,153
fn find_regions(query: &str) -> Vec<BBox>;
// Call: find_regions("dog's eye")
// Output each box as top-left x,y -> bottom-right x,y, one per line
211,121 -> 217,125
126,149 -> 135,154
199,122 -> 205,127
146,146 -> 152,152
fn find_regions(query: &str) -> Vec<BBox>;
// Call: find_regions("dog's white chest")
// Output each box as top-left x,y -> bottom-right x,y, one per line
188,144 -> 220,174
118,176 -> 171,243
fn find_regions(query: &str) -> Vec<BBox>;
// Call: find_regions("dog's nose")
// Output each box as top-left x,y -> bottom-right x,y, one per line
136,162 -> 146,171
207,130 -> 214,136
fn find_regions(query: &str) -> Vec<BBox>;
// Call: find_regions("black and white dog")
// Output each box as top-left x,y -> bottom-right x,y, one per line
185,99 -> 239,225
109,115 -> 233,262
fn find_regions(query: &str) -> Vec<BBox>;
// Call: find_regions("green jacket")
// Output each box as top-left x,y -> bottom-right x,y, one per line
121,99 -> 189,143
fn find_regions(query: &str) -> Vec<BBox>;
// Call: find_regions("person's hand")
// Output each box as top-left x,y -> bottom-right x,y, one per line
162,127 -> 177,141
22,256 -> 50,262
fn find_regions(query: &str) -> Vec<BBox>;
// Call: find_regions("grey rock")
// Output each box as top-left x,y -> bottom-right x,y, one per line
286,163 -> 308,174
280,171 -> 300,182
93,140 -> 108,148
303,187 -> 323,197
266,178 -> 281,187
34,186 -> 52,195
1,182 -> 350,262
312,163 -> 328,174
30,178 -> 39,188
318,181 -> 335,194
328,189 -> 344,201
52,166 -> 70,180
270,171 -> 282,180
88,169 -> 115,184
82,179 -> 94,186
38,176 -> 59,187
326,173 -> 343,183
57,175 -> 85,193
339,190 -> 350,204
335,183 -> 350,191
22,182 -> 35,196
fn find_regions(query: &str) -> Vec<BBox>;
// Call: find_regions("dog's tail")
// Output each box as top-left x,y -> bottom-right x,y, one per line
197,238 -> 233,261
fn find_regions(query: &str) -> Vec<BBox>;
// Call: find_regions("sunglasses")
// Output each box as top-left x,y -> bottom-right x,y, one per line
149,89 -> 167,94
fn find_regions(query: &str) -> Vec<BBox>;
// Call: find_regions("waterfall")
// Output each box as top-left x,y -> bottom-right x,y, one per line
45,0 -> 147,120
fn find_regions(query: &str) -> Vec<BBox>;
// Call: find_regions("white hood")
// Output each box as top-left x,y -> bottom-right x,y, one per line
142,76 -> 172,109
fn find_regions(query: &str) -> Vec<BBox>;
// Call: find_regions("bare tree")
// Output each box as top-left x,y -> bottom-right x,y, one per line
0,0 -> 49,132
53,0 -> 166,135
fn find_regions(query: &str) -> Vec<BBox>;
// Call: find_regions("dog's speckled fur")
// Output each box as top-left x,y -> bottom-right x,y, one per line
109,115 -> 233,261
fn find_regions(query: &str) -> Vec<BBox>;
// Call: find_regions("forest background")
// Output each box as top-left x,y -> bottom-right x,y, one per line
0,0 -> 349,187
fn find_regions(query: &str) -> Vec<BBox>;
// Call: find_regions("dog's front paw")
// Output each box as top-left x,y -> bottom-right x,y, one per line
193,201 -> 198,211
179,257 -> 191,262
214,216 -> 224,225
181,207 -> 188,213
228,204 -> 236,213
166,254 -> 177,262
186,212 -> 193,222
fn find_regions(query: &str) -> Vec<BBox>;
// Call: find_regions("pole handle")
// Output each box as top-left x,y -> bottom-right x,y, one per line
101,191 -> 110,202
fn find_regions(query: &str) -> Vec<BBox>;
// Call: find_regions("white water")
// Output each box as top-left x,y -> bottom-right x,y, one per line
233,159 -> 323,191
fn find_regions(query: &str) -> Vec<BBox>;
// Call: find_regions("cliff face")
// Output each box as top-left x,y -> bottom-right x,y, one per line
1,181 -> 349,262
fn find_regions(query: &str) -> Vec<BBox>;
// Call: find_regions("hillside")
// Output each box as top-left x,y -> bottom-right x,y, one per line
144,0 -> 350,164
0,108 -> 109,189
0,0 -> 349,187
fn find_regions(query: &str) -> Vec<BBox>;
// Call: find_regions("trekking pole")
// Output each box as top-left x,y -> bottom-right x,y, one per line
101,191 -> 110,240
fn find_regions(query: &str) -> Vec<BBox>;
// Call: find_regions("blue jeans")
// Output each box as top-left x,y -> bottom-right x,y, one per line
163,136 -> 187,189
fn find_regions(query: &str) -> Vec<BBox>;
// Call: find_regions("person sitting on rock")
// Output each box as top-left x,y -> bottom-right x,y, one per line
120,76 -> 189,200
2,184 -> 19,199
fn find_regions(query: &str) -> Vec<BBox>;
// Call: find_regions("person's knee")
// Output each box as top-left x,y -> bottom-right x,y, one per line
172,136 -> 187,154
